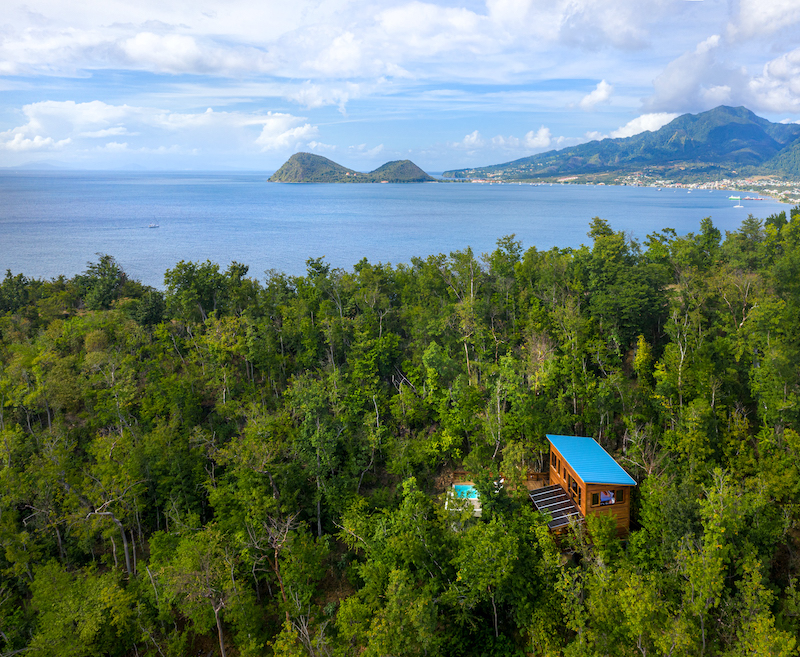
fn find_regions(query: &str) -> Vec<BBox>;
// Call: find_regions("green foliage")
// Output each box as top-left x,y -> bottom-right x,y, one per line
79,254 -> 127,311
29,562 -> 134,656
2,212 -> 800,655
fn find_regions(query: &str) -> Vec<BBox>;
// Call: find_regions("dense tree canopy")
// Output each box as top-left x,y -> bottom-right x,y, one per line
1,212 -> 800,656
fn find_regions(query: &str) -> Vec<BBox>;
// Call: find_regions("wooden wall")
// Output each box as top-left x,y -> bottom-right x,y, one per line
549,445 -> 633,534
584,483 -> 632,533
549,445 -> 584,510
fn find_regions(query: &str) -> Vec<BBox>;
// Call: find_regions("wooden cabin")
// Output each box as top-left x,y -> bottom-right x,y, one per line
530,434 -> 636,534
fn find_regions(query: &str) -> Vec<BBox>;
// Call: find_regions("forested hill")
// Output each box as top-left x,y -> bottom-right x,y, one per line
444,105 -> 800,182
1,208 -> 800,656
269,152 -> 436,182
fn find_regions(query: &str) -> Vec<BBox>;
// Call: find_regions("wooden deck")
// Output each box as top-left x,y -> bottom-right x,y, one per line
530,484 -> 583,531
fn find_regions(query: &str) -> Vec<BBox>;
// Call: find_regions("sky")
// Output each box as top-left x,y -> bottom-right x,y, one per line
2,0 -> 800,172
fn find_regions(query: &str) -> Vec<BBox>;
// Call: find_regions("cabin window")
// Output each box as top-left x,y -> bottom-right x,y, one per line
591,492 -> 599,506
598,490 -> 616,506
616,489 -> 625,504
551,452 -> 556,467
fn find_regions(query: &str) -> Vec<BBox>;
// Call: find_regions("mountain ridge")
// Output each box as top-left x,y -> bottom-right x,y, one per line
443,106 -> 800,182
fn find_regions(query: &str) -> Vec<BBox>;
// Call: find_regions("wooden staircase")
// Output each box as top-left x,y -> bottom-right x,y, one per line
529,484 -> 583,531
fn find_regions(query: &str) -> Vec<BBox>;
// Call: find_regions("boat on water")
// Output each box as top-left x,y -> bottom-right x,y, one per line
734,203 -> 744,208
148,223 -> 159,228
728,195 -> 741,200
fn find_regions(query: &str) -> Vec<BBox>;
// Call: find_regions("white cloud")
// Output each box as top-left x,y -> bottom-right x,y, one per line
524,126 -> 552,148
729,0 -> 800,39
644,32 -> 800,115
461,130 -> 485,148
491,134 -> 517,147
121,33 -> 205,73
557,0 -> 664,50
120,32 -> 275,75
695,33 -> 720,54
305,32 -> 370,77
611,113 -> 678,138
701,84 -> 732,105
749,47 -> 800,112
254,112 -> 319,151
308,141 -> 337,153
102,141 -> 128,151
644,35 -> 749,112
489,126 -> 552,150
348,143 -> 384,158
80,127 -> 132,137
0,23 -> 275,78
584,130 -> 607,141
486,0 -> 673,51
0,133 -> 71,151
378,2 -> 487,54
452,125 -> 553,155
285,81 -> 365,114
580,80 -> 613,111
0,100 -> 322,161
0,0 -> 682,84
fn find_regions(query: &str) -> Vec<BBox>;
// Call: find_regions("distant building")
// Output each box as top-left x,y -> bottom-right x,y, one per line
530,435 -> 636,535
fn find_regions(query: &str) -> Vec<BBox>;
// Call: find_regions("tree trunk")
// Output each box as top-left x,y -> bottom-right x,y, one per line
273,549 -> 291,622
88,511 -> 132,576
55,525 -> 65,561
490,590 -> 498,638
213,603 -> 227,657
316,450 -> 322,538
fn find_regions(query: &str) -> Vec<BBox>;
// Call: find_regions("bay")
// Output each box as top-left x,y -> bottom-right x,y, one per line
0,171 -> 786,289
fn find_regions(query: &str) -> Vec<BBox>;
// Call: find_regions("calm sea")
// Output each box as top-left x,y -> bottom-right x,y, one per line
0,171 -> 786,288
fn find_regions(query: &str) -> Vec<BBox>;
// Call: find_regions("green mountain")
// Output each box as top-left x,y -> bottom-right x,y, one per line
369,159 -> 436,182
443,106 -> 800,182
269,153 -> 436,183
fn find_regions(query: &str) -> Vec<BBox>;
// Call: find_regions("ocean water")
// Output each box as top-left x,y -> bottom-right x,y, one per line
0,171 -> 786,288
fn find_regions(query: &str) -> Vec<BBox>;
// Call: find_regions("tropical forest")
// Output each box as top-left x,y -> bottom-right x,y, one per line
1,210 -> 800,657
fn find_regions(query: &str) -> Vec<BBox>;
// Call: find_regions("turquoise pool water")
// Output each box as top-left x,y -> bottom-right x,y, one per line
454,484 -> 478,499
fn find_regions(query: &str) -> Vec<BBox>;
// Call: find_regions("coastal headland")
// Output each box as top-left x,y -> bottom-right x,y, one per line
269,152 -> 436,183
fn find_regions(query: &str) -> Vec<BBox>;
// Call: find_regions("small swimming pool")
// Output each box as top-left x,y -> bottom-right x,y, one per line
453,484 -> 479,499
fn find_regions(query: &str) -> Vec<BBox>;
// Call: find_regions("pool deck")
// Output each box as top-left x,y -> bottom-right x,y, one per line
446,482 -> 482,516
447,470 -> 551,518
451,469 -> 549,492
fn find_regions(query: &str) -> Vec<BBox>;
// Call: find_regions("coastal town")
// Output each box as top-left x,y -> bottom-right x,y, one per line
463,172 -> 800,205
614,172 -> 800,204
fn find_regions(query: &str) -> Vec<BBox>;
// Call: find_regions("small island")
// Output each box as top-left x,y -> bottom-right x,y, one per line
269,152 -> 436,183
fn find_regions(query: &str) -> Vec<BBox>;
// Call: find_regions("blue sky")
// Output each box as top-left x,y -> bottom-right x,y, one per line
2,0 -> 800,172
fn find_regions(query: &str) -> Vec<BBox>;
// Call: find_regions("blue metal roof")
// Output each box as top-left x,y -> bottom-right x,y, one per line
547,435 -> 636,486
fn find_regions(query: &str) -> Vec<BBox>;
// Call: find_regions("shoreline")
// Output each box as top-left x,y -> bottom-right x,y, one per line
445,178 -> 796,205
